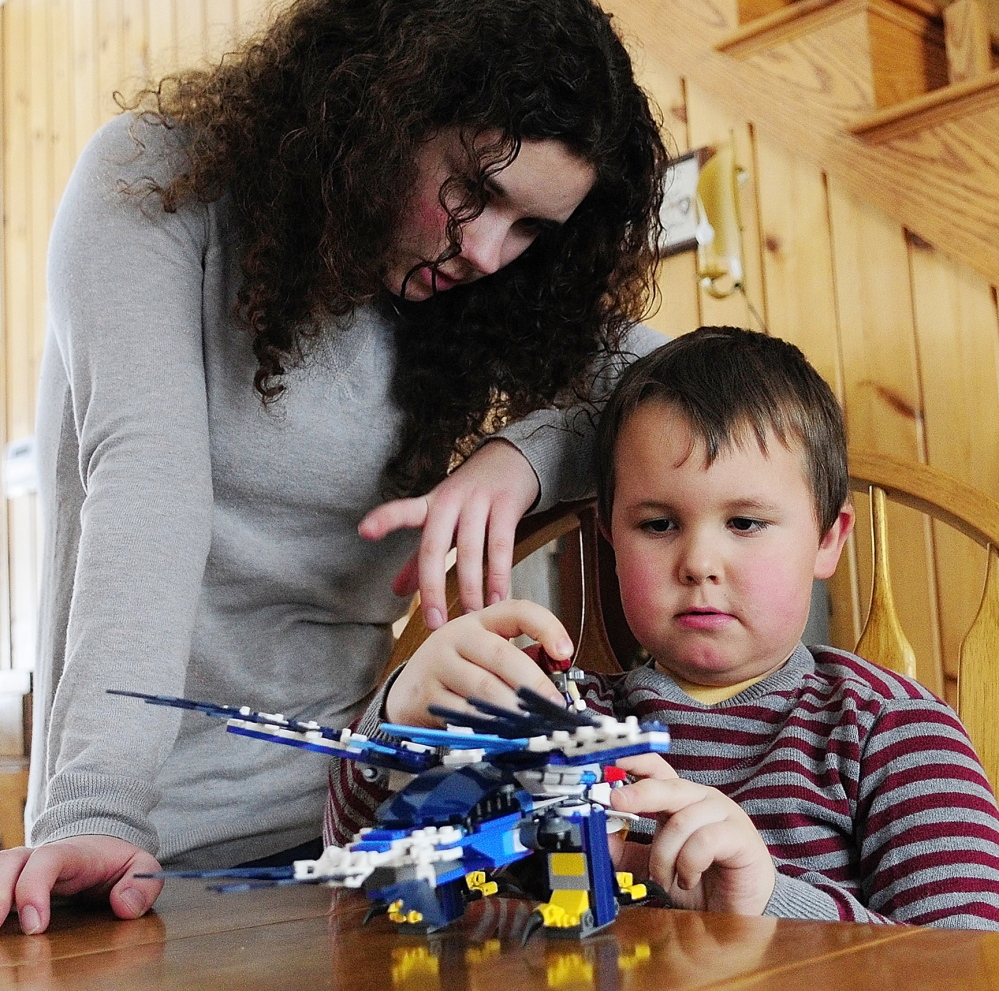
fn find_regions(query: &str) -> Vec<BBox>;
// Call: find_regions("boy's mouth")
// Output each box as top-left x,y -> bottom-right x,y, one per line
676,607 -> 732,630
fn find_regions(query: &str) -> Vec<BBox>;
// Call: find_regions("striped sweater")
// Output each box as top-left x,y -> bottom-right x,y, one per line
325,643 -> 999,928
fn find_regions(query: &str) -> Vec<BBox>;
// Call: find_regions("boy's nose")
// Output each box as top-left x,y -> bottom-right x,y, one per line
678,535 -> 721,585
680,566 -> 720,585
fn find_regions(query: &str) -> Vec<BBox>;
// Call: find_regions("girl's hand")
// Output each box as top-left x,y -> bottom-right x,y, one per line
0,836 -> 163,934
359,440 -> 539,630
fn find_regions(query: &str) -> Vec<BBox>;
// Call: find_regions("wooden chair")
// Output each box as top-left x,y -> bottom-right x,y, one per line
849,450 -> 999,790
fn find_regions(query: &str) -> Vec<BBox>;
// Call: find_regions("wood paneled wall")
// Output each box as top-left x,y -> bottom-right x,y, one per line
2,0 -> 998,705
0,0 -> 274,679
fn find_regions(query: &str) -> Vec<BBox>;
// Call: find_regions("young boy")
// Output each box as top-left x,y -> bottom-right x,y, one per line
327,327 -> 999,928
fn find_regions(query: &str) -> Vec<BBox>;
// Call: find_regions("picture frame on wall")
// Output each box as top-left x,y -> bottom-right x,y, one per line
659,147 -> 711,256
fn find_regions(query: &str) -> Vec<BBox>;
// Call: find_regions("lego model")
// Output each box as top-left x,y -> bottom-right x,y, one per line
109,685 -> 671,939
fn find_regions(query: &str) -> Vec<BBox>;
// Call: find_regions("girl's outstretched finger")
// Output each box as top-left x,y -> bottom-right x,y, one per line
357,496 -> 429,541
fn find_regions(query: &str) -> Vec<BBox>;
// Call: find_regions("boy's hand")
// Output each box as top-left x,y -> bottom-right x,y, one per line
385,599 -> 571,726
610,754 -> 775,915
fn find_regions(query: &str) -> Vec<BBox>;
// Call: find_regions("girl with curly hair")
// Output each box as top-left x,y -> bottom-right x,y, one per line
1,0 -> 668,932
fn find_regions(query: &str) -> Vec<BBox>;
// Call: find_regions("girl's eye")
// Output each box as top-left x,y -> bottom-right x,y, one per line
516,217 -> 556,237
641,518 -> 675,534
729,517 -> 768,533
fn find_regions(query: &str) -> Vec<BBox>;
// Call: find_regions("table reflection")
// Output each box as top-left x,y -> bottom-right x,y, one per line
326,891 -> 780,991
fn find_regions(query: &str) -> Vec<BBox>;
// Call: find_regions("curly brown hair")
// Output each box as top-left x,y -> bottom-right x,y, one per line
129,0 -> 669,495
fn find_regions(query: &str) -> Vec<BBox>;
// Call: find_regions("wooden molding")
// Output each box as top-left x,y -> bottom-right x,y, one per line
849,67 -> 999,139
721,0 -> 944,55
720,0 -> 876,50
945,0 -> 994,84
606,0 -> 999,287
718,0 -> 948,110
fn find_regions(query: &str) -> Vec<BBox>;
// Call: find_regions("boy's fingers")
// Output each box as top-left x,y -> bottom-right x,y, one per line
609,775 -> 706,817
641,800 -> 744,895
672,821 -> 746,890
452,629 -> 565,707
393,600 -> 573,724
465,600 -> 573,659
615,753 -> 679,780
670,821 -> 776,913
460,603 -> 572,701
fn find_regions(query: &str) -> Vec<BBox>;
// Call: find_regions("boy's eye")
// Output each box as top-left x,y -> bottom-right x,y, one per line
641,518 -> 676,534
729,517 -> 768,533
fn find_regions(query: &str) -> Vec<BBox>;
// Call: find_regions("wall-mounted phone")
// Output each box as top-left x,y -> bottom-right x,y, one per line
659,140 -> 748,302
695,141 -> 747,300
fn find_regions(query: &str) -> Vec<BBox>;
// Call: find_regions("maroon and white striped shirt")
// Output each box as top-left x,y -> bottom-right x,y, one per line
325,643 -> 999,928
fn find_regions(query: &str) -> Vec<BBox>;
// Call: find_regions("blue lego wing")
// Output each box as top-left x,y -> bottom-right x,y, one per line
108,684 -> 670,774
106,689 -> 436,775
424,688 -> 671,767
378,724 -> 531,753
133,864 -> 345,893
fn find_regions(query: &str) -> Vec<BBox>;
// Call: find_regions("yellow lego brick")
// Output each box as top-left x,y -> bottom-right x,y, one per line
550,852 -> 586,877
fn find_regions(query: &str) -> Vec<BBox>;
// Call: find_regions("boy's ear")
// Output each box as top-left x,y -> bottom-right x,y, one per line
814,501 -> 855,580
597,513 -> 613,546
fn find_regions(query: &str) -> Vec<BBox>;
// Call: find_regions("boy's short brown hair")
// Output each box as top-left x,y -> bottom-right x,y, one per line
596,327 -> 848,534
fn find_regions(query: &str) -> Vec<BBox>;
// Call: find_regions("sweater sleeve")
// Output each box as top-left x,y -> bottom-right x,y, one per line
323,673 -> 401,847
496,323 -> 665,511
30,114 -> 215,853
766,700 -> 999,928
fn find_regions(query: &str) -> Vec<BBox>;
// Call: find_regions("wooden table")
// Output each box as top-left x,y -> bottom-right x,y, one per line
1,883 -> 997,991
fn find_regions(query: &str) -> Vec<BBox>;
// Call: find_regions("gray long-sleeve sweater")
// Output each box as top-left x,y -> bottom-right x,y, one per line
29,112 -> 663,868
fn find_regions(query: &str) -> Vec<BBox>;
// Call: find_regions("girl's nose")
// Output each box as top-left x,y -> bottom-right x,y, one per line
459,216 -> 507,276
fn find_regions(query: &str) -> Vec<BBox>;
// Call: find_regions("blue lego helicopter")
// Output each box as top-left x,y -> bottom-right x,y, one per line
108,684 -> 671,940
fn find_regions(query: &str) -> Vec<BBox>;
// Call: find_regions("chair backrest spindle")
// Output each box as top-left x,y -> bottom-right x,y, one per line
848,451 -> 999,793
854,485 -> 918,680
958,545 -> 999,790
